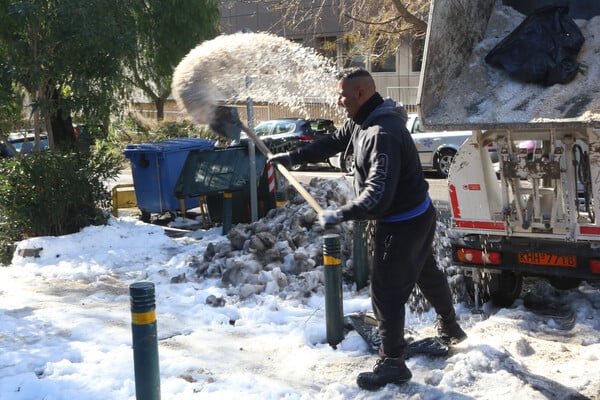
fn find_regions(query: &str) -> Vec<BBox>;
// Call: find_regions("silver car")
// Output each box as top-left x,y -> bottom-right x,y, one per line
329,114 -> 489,177
407,113 -> 471,178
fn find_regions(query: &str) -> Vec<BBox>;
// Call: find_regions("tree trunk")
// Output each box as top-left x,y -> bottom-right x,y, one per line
156,97 -> 164,121
49,87 -> 76,149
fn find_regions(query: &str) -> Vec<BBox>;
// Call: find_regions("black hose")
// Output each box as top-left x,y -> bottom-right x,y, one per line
572,144 -> 594,222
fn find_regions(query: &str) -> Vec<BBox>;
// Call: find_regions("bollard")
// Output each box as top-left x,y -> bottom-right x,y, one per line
323,234 -> 344,346
130,282 -> 161,400
352,220 -> 369,290
222,192 -> 233,235
274,191 -> 287,207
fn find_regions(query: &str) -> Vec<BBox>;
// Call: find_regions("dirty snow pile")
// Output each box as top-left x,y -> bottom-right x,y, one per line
1,177 -> 599,399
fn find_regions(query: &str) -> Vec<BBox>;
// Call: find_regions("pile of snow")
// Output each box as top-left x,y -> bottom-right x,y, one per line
1,177 -> 599,399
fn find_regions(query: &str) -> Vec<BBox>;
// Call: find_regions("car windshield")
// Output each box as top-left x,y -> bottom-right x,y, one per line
309,119 -> 335,133
273,121 -> 295,134
255,121 -> 275,137
255,120 -> 297,136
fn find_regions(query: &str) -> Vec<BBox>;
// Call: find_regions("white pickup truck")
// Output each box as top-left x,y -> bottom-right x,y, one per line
418,0 -> 600,307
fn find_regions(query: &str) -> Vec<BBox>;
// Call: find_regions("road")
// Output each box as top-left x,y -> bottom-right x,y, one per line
112,165 -> 449,203
289,166 -> 449,203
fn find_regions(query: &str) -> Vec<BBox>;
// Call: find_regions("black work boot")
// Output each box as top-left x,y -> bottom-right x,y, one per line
435,315 -> 467,345
356,357 -> 412,390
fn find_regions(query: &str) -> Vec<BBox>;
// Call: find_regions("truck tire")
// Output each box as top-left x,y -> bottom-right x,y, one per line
435,149 -> 456,178
464,271 -> 522,308
549,276 -> 580,290
488,271 -> 523,308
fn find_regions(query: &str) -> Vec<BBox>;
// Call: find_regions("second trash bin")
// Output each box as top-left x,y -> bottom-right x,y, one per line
174,145 -> 275,224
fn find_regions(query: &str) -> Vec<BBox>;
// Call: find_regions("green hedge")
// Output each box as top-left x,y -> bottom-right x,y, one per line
0,145 -> 123,265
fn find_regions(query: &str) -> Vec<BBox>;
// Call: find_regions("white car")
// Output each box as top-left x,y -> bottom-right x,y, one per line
329,113 -> 494,177
327,144 -> 355,174
408,113 -> 476,178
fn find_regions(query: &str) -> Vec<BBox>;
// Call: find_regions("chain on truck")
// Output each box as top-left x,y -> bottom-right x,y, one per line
418,0 -> 600,307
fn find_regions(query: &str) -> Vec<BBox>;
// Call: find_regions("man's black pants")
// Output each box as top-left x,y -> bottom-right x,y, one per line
370,204 -> 455,358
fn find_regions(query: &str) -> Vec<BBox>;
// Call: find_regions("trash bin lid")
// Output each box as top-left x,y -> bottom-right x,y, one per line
174,146 -> 267,197
124,138 -> 215,157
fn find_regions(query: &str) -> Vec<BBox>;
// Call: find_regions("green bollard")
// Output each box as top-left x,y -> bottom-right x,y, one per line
130,282 -> 161,400
274,190 -> 287,207
222,192 -> 233,235
323,234 -> 344,346
352,220 -> 369,290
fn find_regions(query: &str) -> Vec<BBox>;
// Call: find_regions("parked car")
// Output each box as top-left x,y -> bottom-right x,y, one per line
408,113 -> 470,178
307,118 -> 336,135
237,118 -> 333,170
1,130 -> 49,158
408,113 -> 498,178
328,113 -> 498,178
70,123 -> 108,152
328,144 -> 355,174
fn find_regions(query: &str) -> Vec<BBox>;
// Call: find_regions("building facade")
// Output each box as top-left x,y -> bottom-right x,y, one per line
219,0 -> 422,108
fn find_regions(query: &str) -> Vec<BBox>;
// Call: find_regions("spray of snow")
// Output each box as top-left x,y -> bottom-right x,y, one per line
172,32 -> 340,125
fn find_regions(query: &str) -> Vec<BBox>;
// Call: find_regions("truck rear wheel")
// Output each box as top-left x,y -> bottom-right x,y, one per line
464,271 -> 522,308
488,271 -> 523,308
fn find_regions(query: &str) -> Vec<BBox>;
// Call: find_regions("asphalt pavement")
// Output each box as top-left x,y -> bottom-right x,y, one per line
111,167 -> 450,203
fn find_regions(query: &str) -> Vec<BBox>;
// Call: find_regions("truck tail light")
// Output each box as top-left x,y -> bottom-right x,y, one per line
590,259 -> 600,274
456,248 -> 501,265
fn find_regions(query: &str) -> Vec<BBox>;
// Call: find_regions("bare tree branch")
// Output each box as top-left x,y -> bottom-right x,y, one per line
223,0 -> 430,60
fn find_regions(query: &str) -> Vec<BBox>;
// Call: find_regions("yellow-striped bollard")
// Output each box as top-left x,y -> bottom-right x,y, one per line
323,234 -> 344,346
130,282 -> 161,400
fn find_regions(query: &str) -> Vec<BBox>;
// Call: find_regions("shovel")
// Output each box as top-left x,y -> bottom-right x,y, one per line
210,106 -> 323,214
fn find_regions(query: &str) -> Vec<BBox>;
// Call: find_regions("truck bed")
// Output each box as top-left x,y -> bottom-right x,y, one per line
417,0 -> 600,131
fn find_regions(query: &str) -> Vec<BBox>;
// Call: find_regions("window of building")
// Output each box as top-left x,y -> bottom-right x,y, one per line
411,36 -> 425,72
343,33 -> 366,69
370,36 -> 396,72
371,54 -> 396,72
315,36 -> 337,61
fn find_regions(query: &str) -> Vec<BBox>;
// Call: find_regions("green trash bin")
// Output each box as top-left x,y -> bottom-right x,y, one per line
174,145 -> 276,224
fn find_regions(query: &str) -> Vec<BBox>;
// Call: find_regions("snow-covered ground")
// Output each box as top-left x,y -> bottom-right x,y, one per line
1,177 -> 599,399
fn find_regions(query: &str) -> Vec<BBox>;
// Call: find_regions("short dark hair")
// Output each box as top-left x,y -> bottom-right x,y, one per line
336,67 -> 372,81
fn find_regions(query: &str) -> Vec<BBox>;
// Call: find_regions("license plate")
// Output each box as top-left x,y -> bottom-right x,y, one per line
518,252 -> 576,268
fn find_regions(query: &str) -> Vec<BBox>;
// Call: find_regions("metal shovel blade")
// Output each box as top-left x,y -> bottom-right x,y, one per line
209,106 -> 242,141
